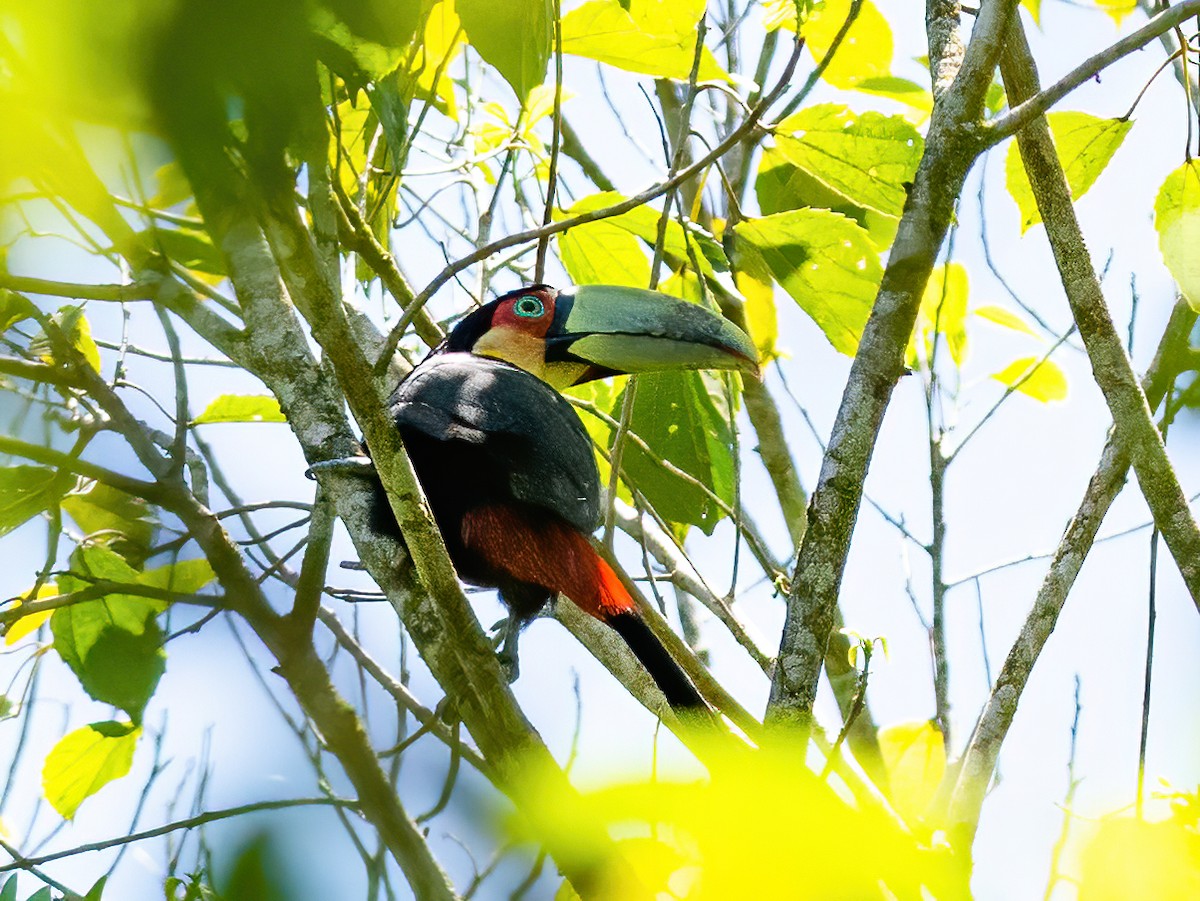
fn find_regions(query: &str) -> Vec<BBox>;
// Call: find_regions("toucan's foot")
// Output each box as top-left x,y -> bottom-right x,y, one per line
306,456 -> 377,481
490,616 -> 521,683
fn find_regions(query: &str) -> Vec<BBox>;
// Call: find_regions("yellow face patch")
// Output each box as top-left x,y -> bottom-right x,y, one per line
472,327 -> 547,379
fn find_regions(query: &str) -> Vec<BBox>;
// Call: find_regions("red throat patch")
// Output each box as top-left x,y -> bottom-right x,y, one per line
460,505 -> 635,619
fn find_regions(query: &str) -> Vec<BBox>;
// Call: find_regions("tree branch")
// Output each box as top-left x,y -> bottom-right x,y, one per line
765,0 -> 1021,734
946,297 -> 1196,846
987,0 -> 1200,145
1000,16 -> 1200,608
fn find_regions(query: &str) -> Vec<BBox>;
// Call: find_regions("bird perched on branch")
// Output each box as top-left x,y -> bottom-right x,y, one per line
330,284 -> 757,711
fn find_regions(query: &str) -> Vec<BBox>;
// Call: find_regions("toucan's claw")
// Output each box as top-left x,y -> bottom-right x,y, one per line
491,615 -> 521,683
306,456 -> 377,481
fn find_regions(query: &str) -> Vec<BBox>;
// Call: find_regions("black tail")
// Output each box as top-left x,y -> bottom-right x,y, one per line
608,611 -> 706,710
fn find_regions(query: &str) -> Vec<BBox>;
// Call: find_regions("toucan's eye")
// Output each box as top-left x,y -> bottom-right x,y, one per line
513,295 -> 545,318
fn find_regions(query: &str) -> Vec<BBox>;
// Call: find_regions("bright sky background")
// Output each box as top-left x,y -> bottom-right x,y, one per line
1,1 -> 1198,899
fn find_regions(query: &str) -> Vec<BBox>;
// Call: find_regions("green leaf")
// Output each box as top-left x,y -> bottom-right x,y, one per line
52,546 -> 167,722
31,305 -> 102,373
83,876 -> 108,901
138,227 -> 226,277
619,370 -> 735,534
0,466 -> 61,539
42,720 -> 139,819
1006,112 -> 1132,233
734,210 -> 883,356
564,377 -> 632,505
62,480 -> 157,566
194,394 -> 287,424
909,263 -> 969,369
557,192 -> 728,277
0,290 -> 38,332
975,304 -> 1038,337
0,876 -> 15,901
1154,160 -> 1200,312
26,890 -> 51,901
755,150 -> 898,249
734,245 -> 779,361
804,0 -> 892,89
148,161 -> 193,209
878,721 -> 945,824
991,356 -> 1069,402
772,104 -> 924,218
561,0 -> 728,82
853,76 -> 933,121
139,558 -> 216,595
558,221 -> 651,287
457,0 -> 551,101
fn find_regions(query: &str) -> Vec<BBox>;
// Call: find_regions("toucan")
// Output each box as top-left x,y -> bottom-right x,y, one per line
368,284 -> 757,710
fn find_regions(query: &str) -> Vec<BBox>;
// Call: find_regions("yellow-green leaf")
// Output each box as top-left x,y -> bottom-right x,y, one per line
772,104 -> 924,218
562,0 -> 728,82
975,304 -> 1039,337
1094,0 -> 1135,25
735,247 -> 779,361
909,263 -> 969,368
1080,816 -> 1200,900
558,221 -> 650,287
194,394 -> 286,424
4,582 -> 57,646
853,76 -> 933,123
1006,112 -> 1132,233
1021,0 -> 1041,26
42,721 -> 139,819
1154,160 -> 1200,312
35,305 -> 101,373
411,0 -> 465,119
734,209 -> 882,356
138,558 -> 216,595
991,356 -> 1069,402
878,721 -> 945,824
804,0 -> 892,90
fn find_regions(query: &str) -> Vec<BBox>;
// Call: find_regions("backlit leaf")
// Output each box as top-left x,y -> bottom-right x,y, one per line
138,227 -> 226,277
909,262 -> 969,368
458,0 -> 551,101
0,290 -> 38,333
1080,816 -> 1200,900
755,149 -> 898,249
559,222 -> 650,287
1154,160 -> 1200,312
4,582 -> 58,646
772,103 -> 923,217
735,209 -> 882,355
0,466 -> 61,539
853,75 -> 933,123
974,304 -> 1039,337
878,721 -> 945,824
991,356 -> 1069,402
194,394 -> 287,424
1006,112 -> 1131,233
62,480 -> 156,566
562,0 -> 728,82
138,558 -> 216,595
734,246 -> 779,361
804,0 -> 892,89
42,720 -> 140,819
33,305 -> 102,373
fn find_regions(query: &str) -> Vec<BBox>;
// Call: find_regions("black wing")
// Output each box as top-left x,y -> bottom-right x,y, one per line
390,353 -> 600,533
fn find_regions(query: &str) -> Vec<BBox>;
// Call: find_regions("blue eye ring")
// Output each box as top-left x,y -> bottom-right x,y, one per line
513,295 -> 544,318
